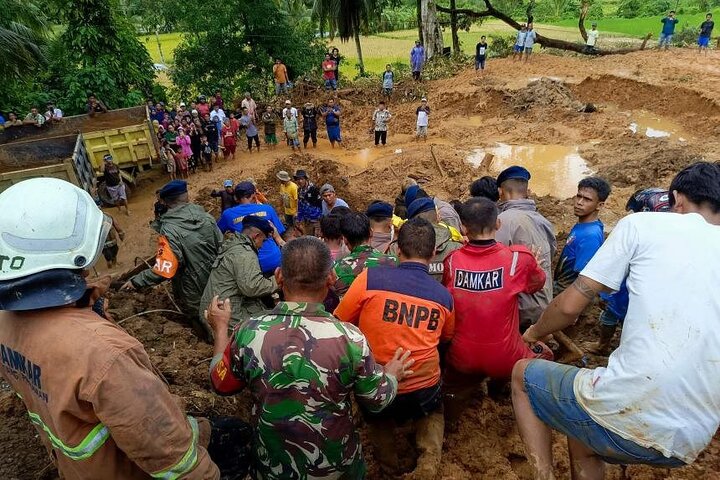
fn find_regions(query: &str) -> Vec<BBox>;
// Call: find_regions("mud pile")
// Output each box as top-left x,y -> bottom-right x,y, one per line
509,78 -> 584,112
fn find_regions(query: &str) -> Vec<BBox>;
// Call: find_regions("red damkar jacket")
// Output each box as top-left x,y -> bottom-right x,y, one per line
442,240 -> 547,379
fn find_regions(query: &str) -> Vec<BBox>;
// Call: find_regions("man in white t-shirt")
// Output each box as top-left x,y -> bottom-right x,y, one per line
415,98 -> 430,142
511,161 -> 720,479
585,23 -> 599,54
523,23 -> 537,62
282,100 -> 298,120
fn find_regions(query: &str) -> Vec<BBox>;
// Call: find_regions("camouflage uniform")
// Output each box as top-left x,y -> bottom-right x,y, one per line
390,224 -> 462,281
332,245 -> 398,296
199,232 -> 277,335
209,302 -> 398,480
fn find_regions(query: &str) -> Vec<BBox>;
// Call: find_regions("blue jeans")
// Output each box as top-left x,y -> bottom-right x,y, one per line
524,360 -> 685,467
659,33 -> 673,47
324,78 -> 337,90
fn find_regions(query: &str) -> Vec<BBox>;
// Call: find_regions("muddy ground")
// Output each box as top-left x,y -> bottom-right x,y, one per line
3,49 -> 720,479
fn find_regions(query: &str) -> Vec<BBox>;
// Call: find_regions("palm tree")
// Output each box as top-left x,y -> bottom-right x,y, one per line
0,0 -> 48,82
312,0 -> 377,76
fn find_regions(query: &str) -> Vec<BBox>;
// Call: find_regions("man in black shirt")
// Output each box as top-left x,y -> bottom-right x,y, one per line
301,102 -> 319,148
475,36 -> 489,75
698,13 -> 714,54
87,95 -> 109,117
103,154 -> 130,215
202,113 -> 220,164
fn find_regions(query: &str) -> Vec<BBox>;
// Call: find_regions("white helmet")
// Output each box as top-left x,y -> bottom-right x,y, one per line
0,178 -> 111,281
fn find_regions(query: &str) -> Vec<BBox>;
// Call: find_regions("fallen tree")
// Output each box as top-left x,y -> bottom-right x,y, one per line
437,0 -> 652,56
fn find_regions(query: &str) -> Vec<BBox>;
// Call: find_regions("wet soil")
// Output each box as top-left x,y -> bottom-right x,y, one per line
3,49 -> 720,479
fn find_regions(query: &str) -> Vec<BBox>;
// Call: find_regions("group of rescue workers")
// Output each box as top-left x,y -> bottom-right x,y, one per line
1,157 -> 719,480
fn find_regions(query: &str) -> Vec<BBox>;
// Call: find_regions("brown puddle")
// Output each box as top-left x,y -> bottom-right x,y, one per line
329,147 -> 386,169
628,110 -> 689,141
467,143 -> 591,199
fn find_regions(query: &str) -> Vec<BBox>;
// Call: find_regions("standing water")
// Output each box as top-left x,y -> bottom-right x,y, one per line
466,143 -> 591,199
628,110 -> 688,141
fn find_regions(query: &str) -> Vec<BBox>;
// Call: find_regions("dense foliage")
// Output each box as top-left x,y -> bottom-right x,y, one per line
170,0 -> 326,100
2,0 -> 155,116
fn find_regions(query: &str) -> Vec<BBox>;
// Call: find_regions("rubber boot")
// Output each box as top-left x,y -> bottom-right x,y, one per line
407,411 -> 444,480
587,324 -> 616,356
367,418 -> 400,475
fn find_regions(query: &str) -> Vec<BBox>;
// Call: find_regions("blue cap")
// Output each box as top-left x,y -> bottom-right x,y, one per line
234,181 -> 256,197
241,215 -> 274,235
223,179 -> 233,188
407,197 -> 436,218
497,166 -> 531,186
158,180 -> 188,199
366,201 -> 393,218
405,185 -> 420,207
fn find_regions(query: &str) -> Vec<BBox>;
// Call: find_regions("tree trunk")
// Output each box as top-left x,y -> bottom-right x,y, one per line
437,0 -> 651,56
421,0 -> 444,59
354,30 -> 365,76
578,0 -> 590,42
416,0 -> 424,44
155,27 -> 166,64
450,0 -> 460,54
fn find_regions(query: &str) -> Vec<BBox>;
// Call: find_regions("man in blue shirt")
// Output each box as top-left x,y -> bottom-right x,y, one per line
217,181 -> 286,274
588,188 -> 671,355
659,10 -> 679,50
553,177 -> 611,296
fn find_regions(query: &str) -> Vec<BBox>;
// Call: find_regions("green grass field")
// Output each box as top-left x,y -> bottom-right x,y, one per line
549,13 -> 709,37
140,21 -> 599,79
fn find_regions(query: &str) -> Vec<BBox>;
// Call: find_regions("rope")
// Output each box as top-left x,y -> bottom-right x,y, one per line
116,309 -> 185,325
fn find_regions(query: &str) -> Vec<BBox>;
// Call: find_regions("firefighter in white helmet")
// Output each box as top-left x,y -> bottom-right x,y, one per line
0,178 -> 221,479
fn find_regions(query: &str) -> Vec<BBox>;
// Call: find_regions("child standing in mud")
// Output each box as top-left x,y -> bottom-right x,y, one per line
415,98 -> 430,142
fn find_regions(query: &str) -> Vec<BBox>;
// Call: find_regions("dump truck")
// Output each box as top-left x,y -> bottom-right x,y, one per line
0,106 -> 159,199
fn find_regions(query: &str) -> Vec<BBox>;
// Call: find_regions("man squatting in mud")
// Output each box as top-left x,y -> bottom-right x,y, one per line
1,162 -> 720,480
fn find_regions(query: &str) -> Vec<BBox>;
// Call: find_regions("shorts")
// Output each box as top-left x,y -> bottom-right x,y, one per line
102,243 -> 119,262
327,125 -> 342,142
523,360 -> 686,467
475,56 -> 486,70
659,33 -> 673,45
265,133 -> 277,144
324,78 -> 337,90
524,46 -> 533,54
106,183 -> 127,203
514,44 -> 524,52
275,82 -> 287,94
698,36 -> 710,47
416,125 -> 428,137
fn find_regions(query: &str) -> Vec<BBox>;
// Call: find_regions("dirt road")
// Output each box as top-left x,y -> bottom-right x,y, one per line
2,48 -> 720,479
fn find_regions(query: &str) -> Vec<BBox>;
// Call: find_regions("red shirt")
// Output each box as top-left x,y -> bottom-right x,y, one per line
322,60 -> 336,80
442,241 -> 545,379
197,103 -> 210,118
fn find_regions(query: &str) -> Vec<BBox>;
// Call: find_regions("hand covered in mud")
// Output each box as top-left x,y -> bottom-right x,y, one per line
121,280 -> 136,291
384,347 -> 415,382
522,324 -> 547,346
205,295 -> 232,333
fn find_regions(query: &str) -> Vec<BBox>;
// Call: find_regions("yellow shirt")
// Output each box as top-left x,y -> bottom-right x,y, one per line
392,215 -> 464,242
279,181 -> 298,216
